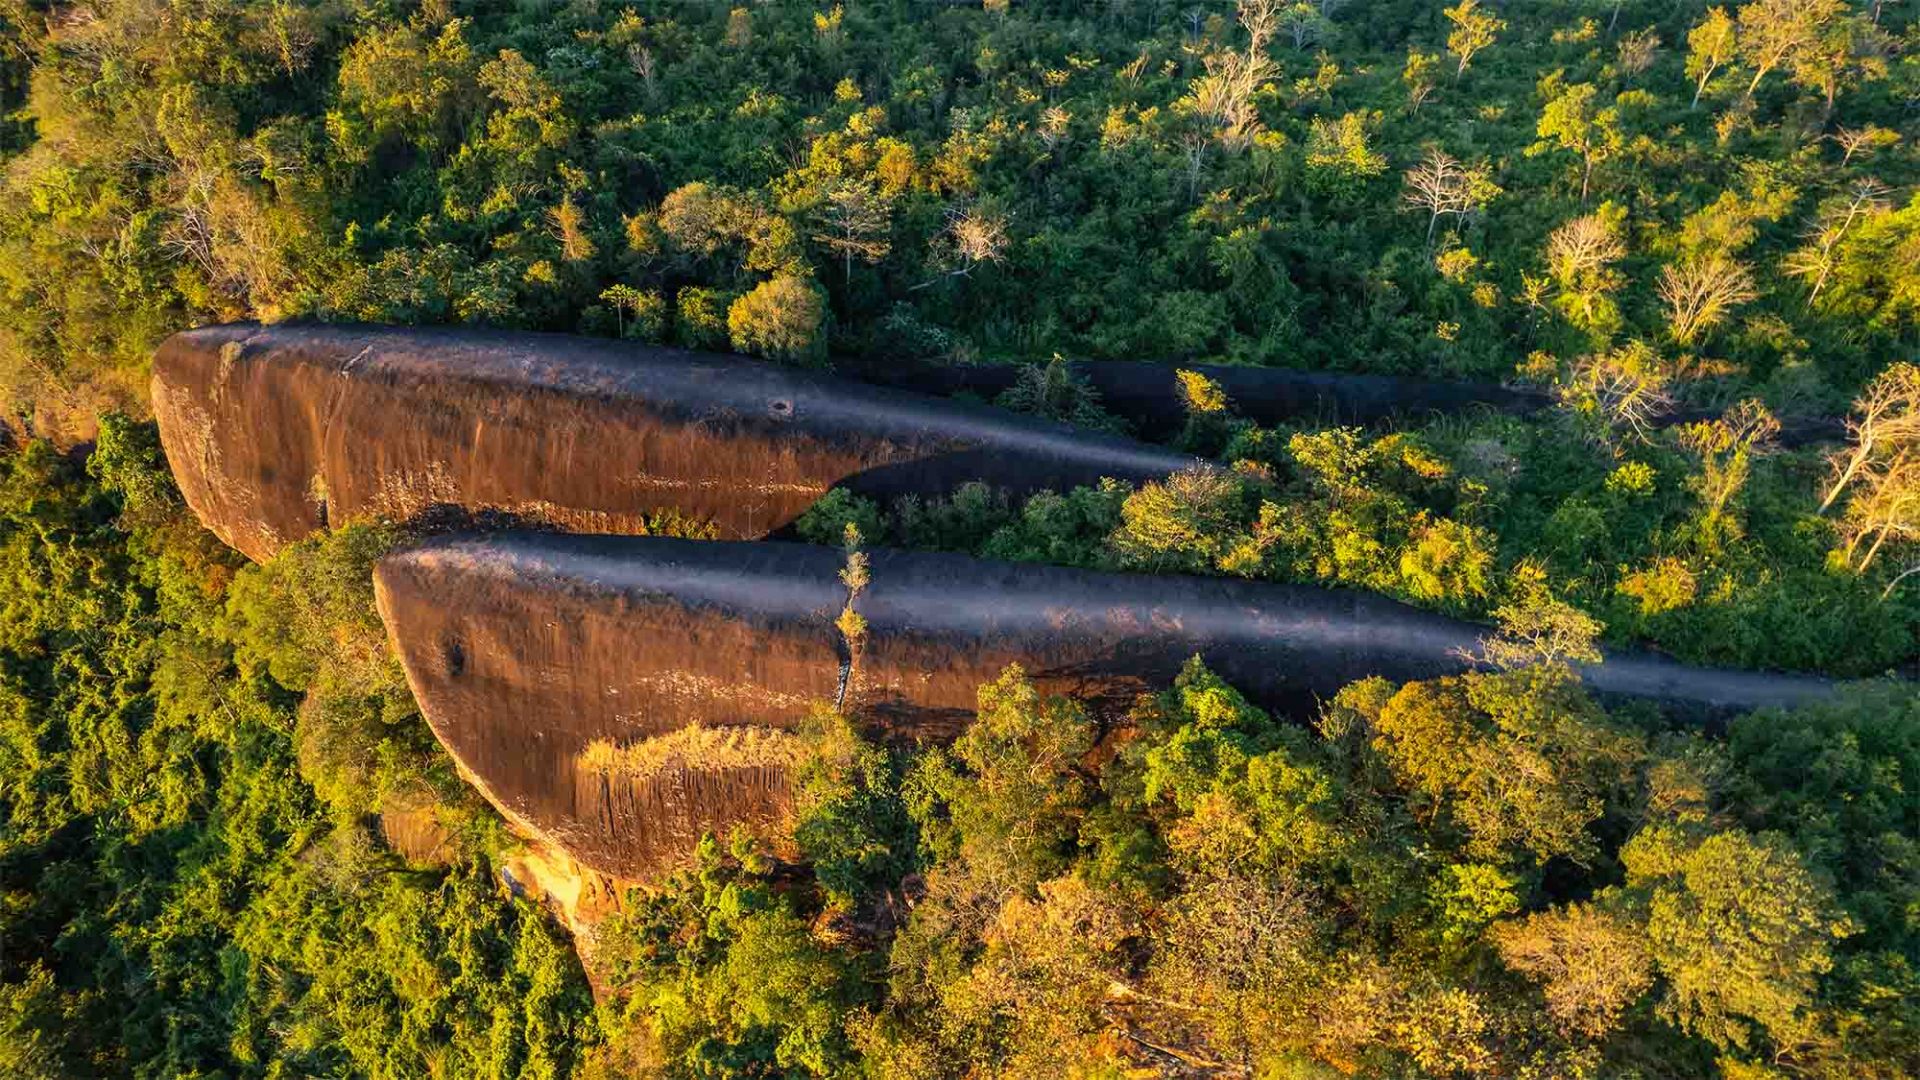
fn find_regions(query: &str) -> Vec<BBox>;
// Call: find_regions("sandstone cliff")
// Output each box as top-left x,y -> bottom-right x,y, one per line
375,531 -> 1839,879
153,322 -> 1200,562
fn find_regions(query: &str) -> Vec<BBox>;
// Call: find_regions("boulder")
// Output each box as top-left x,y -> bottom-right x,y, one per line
153,322 -> 1200,562
375,531 -> 1839,878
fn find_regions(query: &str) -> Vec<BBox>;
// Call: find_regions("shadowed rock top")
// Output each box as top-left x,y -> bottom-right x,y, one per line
153,322 -> 1201,562
837,356 -> 1846,446
375,531 -> 1841,879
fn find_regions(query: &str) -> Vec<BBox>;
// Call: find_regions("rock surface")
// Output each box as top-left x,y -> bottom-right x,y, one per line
375,531 -> 1840,879
838,355 -> 1550,439
837,355 -> 1846,446
153,322 -> 1201,562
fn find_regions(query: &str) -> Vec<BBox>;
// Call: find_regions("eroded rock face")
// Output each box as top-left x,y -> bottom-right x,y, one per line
375,532 -> 1839,879
153,322 -> 1201,562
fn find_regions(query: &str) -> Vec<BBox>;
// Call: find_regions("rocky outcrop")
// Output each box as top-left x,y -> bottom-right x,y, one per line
153,322 -> 1200,562
838,356 -> 1550,439
375,531 -> 1840,879
838,356 -> 1846,446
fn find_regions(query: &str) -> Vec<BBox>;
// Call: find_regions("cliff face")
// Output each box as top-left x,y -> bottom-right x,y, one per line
152,322 -> 1200,562
375,532 -> 1838,879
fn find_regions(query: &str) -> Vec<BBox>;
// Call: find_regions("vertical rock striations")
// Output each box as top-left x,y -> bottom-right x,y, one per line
153,322 -> 1201,562
375,532 -> 1839,879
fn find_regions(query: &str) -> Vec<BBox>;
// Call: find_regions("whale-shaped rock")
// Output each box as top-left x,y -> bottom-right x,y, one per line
152,322 -> 1201,562
373,532 -> 1839,878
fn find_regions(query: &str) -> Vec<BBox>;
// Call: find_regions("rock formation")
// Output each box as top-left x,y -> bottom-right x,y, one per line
838,355 -> 1550,439
152,322 -> 1200,562
837,355 -> 1846,446
375,531 -> 1839,879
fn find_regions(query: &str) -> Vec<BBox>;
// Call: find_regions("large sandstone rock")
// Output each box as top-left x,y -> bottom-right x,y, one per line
374,532 -> 1839,879
153,322 -> 1200,562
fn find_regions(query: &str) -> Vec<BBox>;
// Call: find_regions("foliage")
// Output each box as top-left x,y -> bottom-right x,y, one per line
0,0 -> 1912,441
1,0 -> 1918,1074
586,656 -> 1915,1078
0,425 -> 597,1076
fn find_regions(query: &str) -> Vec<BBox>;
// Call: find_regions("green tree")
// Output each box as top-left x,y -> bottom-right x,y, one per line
728,274 -> 827,363
1444,0 -> 1506,78
1533,83 -> 1624,203
1625,825 -> 1854,1054
1687,7 -> 1740,108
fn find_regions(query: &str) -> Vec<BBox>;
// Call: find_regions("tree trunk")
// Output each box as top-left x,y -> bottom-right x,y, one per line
1860,526 -> 1890,571
1691,67 -> 1713,109
1820,446 -> 1870,512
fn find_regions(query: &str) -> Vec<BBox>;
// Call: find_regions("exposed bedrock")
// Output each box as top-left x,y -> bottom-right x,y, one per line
374,531 -> 1841,879
838,355 -> 1549,438
152,322 -> 1201,562
837,356 -> 1846,446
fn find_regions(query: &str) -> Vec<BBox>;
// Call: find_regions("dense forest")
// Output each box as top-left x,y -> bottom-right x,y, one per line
1,0 -> 1917,1077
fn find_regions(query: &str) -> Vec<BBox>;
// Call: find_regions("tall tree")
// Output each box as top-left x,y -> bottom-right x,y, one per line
1533,83 -> 1624,203
1444,0 -> 1505,78
1821,362 -> 1920,511
1657,255 -> 1758,345
810,180 -> 894,283
1735,0 -> 1844,97
1401,147 -> 1499,245
1686,7 -> 1739,107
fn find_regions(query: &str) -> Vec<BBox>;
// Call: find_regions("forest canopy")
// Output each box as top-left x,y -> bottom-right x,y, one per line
0,0 -> 1915,431
0,431 -> 1915,1077
0,0 -> 1916,1077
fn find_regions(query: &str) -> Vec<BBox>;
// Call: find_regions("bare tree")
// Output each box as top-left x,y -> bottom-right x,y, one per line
1559,344 -> 1674,450
1657,255 -> 1757,346
627,43 -> 657,101
1837,450 -> 1918,573
1616,28 -> 1662,78
949,205 -> 1009,273
1544,211 -> 1628,330
1401,147 -> 1498,246
1783,178 -> 1891,303
1279,1 -> 1326,50
912,205 -> 1010,290
1546,213 -> 1628,284
1820,362 -> 1920,511
1831,123 -> 1899,165
1183,0 -> 1280,155
1179,128 -> 1212,201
